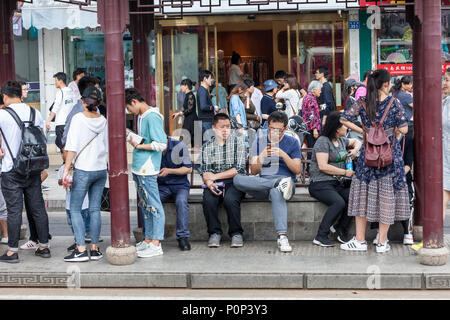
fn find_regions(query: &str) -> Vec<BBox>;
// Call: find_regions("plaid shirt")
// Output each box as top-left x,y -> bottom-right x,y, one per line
198,134 -> 246,175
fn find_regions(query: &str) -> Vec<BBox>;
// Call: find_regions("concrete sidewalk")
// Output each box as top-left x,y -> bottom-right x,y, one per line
1,236 -> 450,290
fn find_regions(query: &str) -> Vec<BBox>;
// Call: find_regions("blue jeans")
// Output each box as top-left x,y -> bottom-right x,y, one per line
133,174 -> 165,241
66,209 -> 90,239
159,185 -> 190,239
70,169 -> 107,246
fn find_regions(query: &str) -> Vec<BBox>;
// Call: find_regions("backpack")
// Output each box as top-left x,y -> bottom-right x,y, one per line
361,97 -> 395,168
0,106 -> 49,176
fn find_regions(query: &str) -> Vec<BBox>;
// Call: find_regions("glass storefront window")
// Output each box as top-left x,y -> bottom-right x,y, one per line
291,22 -> 345,107
377,13 -> 412,66
14,28 -> 40,106
162,26 -> 207,134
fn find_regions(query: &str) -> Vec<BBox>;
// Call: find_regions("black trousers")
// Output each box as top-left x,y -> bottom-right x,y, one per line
1,171 -> 49,250
308,180 -> 353,238
202,181 -> 244,237
55,125 -> 65,151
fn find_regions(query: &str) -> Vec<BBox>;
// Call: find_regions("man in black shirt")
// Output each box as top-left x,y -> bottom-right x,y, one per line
315,66 -> 335,126
197,70 -> 219,142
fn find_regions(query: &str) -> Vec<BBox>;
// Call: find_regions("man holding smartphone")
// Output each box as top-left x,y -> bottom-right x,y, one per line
198,113 -> 246,248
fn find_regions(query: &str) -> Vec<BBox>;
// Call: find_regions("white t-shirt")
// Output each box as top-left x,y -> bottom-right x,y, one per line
0,103 -> 45,173
276,89 -> 302,119
68,81 -> 81,101
251,87 -> 263,124
57,165 -> 89,210
52,87 -> 76,126
228,64 -> 243,85
65,113 -> 108,172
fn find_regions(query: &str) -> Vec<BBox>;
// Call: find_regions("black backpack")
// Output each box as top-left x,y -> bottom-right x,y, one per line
0,106 -> 49,176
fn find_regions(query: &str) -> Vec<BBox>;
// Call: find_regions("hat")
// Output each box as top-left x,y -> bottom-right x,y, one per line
264,79 -> 278,92
82,86 -> 102,101
345,78 -> 358,88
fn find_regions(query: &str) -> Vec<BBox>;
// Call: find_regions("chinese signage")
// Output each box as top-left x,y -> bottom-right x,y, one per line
377,63 -> 450,75
360,0 -> 405,6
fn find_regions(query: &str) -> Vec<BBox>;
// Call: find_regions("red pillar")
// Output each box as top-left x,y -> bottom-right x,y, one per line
0,0 -> 17,85
129,11 -> 153,104
98,0 -> 132,248
420,0 -> 444,248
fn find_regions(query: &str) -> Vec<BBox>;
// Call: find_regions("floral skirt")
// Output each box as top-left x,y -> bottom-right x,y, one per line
348,174 -> 410,225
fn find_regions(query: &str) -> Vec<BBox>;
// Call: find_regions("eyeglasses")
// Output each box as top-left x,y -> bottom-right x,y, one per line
268,126 -> 286,133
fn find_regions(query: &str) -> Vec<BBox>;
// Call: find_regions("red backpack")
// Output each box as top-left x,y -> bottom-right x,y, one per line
361,97 -> 395,168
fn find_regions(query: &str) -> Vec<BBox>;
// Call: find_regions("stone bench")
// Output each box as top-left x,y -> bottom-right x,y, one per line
156,193 -> 407,242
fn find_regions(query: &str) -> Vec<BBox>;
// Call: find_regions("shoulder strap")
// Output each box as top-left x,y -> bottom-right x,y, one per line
73,132 -> 100,166
29,106 -> 36,123
379,97 -> 395,126
3,107 -> 24,129
0,127 -> 15,161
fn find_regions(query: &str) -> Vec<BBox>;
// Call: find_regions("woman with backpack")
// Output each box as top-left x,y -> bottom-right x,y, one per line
275,74 -> 305,118
62,87 -> 108,262
339,69 -> 410,253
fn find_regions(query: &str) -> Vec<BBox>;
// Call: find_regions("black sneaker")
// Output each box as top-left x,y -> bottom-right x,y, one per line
35,247 -> 51,258
64,248 -> 89,262
0,252 -> 19,263
177,238 -> 191,251
335,228 -> 352,244
67,243 -> 77,251
313,235 -> 335,247
89,248 -> 103,261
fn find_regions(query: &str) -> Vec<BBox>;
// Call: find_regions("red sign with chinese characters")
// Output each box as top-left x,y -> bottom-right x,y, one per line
360,0 -> 406,6
377,63 -> 450,75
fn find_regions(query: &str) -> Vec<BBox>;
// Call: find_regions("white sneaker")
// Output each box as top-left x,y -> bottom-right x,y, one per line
276,177 -> 293,201
340,236 -> 368,251
0,238 -> 8,244
277,235 -> 292,252
403,234 -> 414,245
20,240 -> 40,250
136,241 -> 150,251
373,232 -> 389,245
137,243 -> 163,258
376,241 -> 391,253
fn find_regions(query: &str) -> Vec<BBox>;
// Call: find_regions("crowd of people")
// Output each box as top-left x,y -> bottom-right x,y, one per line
0,63 -> 448,263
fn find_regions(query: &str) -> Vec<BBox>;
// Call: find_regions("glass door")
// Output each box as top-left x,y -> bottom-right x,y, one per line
288,20 -> 346,108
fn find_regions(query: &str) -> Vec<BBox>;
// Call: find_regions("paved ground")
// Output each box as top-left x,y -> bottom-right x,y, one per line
1,235 -> 450,290
2,288 -> 450,300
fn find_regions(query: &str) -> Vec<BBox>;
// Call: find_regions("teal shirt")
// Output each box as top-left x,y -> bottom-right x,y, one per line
131,109 -> 167,176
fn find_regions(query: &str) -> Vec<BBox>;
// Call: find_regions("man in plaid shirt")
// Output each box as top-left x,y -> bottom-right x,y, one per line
198,113 -> 246,248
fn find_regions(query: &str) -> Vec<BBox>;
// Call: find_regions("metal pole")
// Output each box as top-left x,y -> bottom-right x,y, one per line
98,0 -> 132,251
420,0 -> 444,250
0,0 -> 16,85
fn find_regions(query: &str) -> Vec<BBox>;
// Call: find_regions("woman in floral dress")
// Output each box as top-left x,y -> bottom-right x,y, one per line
339,69 -> 410,253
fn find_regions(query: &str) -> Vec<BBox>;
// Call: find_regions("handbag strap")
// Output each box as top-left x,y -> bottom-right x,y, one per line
73,132 -> 100,166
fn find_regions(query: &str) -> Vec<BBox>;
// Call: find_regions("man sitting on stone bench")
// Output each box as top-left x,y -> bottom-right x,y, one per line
158,137 -> 193,251
233,111 -> 302,252
198,113 -> 246,248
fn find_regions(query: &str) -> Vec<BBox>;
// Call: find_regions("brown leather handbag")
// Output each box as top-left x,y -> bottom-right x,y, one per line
361,97 -> 395,168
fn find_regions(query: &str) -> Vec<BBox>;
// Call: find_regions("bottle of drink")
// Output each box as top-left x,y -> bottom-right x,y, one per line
64,174 -> 73,191
345,156 -> 353,171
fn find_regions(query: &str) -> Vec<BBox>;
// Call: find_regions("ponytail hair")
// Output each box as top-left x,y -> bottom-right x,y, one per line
393,75 -> 412,96
83,97 -> 100,112
366,68 -> 391,122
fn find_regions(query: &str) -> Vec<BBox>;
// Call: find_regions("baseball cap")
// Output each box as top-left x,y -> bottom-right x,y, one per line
264,79 -> 278,92
82,86 -> 102,101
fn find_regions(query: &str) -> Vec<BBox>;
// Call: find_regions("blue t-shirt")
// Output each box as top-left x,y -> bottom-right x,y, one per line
395,90 -> 413,123
250,132 -> 302,181
260,94 -> 277,127
158,138 -> 192,188
229,94 -> 247,128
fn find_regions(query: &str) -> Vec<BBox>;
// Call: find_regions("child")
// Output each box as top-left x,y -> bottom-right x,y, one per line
57,151 -> 90,251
